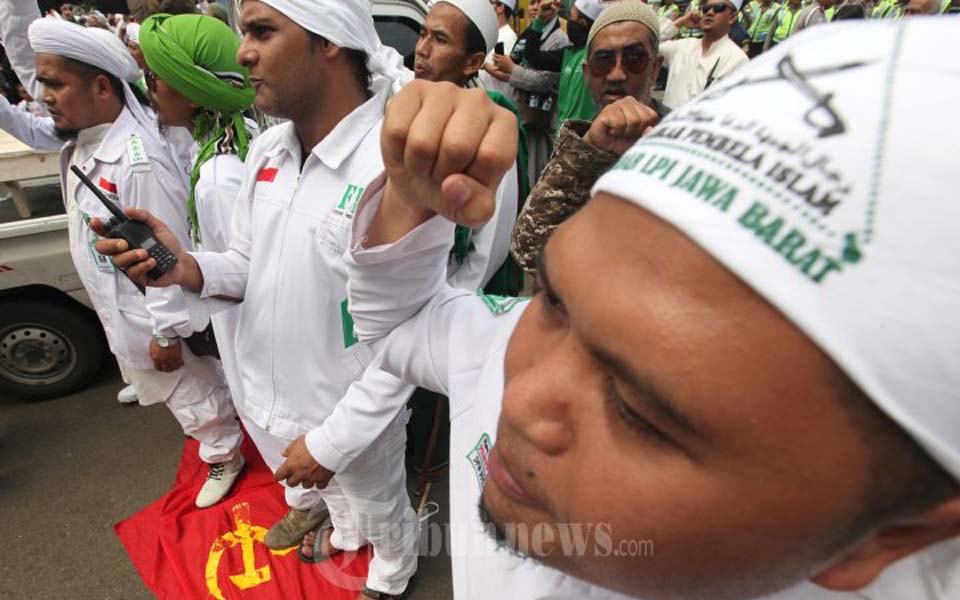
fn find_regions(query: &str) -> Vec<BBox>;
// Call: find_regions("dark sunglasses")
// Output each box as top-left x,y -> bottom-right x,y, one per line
587,46 -> 650,78
702,3 -> 734,14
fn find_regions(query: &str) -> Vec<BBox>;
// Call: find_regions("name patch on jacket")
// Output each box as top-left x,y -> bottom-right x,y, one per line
126,134 -> 148,166
335,184 -> 364,218
467,433 -> 492,488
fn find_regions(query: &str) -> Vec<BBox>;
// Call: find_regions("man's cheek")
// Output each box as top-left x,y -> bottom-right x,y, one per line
504,308 -> 546,382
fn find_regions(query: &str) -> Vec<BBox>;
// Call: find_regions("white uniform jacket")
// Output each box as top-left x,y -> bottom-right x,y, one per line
60,108 -> 195,370
191,78 -> 414,472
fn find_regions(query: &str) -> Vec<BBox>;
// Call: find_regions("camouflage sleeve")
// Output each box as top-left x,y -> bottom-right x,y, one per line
510,119 -> 619,274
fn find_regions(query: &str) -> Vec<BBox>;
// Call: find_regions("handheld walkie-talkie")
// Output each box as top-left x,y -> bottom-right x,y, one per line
70,165 -> 178,280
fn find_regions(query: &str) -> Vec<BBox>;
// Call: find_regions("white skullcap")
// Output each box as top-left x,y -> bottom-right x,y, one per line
259,0 -> 412,93
437,0 -> 500,54
587,0 -> 661,49
126,22 -> 140,45
575,0 -> 605,20
497,0 -> 518,10
27,18 -> 162,145
727,0 -> 745,10
593,21 -> 960,483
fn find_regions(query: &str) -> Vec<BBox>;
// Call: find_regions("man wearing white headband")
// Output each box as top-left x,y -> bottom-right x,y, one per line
343,18 -> 960,600
0,0 -> 245,506
93,0 -> 418,597
414,0 -> 521,294
660,0 -> 748,109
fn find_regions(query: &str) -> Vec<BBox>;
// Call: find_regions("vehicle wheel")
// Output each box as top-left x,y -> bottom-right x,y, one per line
0,301 -> 105,399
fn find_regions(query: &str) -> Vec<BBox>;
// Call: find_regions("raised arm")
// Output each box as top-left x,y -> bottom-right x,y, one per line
0,0 -> 42,97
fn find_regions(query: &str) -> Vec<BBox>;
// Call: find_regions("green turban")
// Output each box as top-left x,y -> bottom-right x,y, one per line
139,13 -> 255,246
139,13 -> 253,113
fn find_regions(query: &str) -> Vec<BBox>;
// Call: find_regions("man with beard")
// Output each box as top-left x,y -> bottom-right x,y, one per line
511,0 -> 665,274
660,0 -> 748,109
342,17 -> 960,600
92,1 -> 420,597
0,0 -> 245,506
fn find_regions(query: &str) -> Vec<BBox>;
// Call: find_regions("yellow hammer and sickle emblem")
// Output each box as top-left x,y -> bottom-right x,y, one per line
205,502 -> 296,600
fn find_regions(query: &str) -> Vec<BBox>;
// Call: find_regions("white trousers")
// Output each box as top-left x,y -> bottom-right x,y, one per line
126,354 -> 243,464
243,416 -> 419,596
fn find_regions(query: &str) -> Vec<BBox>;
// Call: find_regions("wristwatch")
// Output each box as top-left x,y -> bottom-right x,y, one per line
154,335 -> 180,348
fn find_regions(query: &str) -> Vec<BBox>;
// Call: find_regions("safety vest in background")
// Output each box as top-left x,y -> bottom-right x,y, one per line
680,0 -> 703,38
772,4 -> 801,44
658,2 -> 681,19
748,2 -> 781,42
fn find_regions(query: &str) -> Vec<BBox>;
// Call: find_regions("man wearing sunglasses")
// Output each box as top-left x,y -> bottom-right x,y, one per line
511,1 -> 664,274
660,0 -> 748,110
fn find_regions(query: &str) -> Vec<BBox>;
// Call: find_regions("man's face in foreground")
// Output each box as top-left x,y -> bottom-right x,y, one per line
35,53 -> 99,136
237,0 -> 322,119
487,194 -> 883,599
584,21 -> 661,108
414,4 -> 484,85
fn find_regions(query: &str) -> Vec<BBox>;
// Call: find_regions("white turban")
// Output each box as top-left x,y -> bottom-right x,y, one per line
27,18 -> 160,144
593,21 -> 960,482
575,0 -> 605,20
437,0 -> 500,55
126,22 -> 140,45
258,0 -> 412,94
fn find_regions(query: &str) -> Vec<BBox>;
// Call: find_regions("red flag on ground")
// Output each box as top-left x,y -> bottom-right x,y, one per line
115,437 -> 371,600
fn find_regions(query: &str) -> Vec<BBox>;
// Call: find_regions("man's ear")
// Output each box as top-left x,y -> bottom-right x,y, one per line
812,495 -> 960,592
462,51 -> 487,80
92,73 -> 114,100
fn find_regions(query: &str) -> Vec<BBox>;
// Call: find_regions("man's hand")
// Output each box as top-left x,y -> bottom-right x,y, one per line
275,435 -> 335,489
371,80 -> 517,245
584,97 -> 660,156
483,62 -> 511,82
149,337 -> 184,372
674,11 -> 701,29
92,207 -> 186,288
492,53 -> 516,75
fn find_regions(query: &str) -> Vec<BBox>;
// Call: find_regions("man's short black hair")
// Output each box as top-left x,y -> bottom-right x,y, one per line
307,33 -> 373,93
463,17 -> 488,56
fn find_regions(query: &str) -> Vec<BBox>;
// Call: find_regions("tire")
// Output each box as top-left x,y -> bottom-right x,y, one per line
0,300 -> 106,399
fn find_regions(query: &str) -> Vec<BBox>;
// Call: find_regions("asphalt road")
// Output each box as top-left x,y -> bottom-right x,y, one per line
0,363 -> 452,600
0,363 -> 179,599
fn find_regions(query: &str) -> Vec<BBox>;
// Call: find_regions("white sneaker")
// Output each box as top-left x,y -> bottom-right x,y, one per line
117,385 -> 138,404
195,454 -> 246,509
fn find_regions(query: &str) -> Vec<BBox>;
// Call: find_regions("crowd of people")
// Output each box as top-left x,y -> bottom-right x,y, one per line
0,0 -> 957,598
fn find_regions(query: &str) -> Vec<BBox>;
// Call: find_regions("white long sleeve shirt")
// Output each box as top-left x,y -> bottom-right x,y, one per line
189,78 -> 413,472
659,34 -> 749,109
346,182 -> 636,599
0,95 -> 61,151
59,108 -> 195,370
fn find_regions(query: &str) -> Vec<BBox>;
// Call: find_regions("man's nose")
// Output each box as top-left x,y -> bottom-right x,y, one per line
236,39 -> 256,68
607,56 -> 628,83
501,337 -> 590,456
415,38 -> 429,58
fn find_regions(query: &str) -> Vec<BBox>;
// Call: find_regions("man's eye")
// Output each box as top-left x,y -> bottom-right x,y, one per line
604,376 -> 670,445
